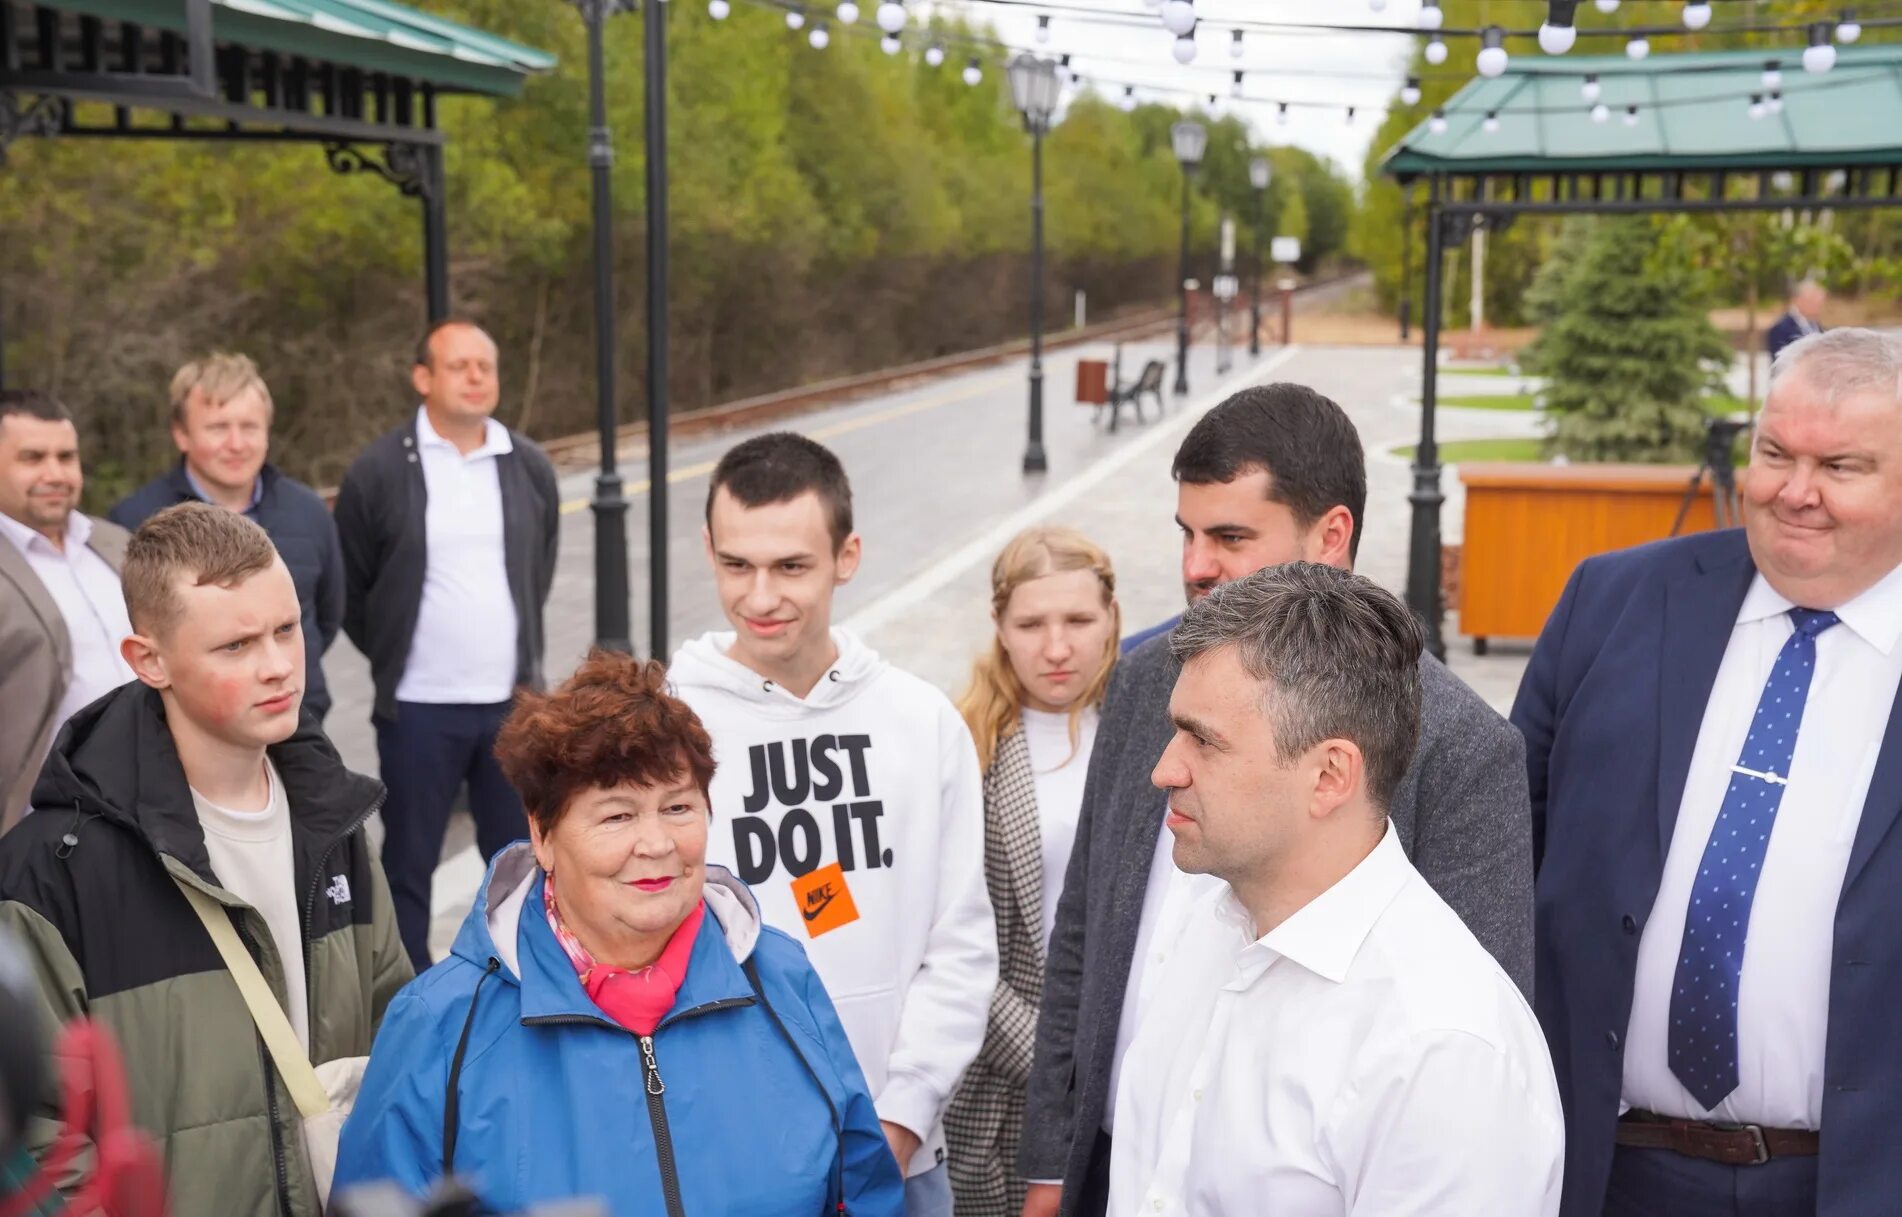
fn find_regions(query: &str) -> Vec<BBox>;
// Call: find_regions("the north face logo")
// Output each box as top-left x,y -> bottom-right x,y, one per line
325,875 -> 352,906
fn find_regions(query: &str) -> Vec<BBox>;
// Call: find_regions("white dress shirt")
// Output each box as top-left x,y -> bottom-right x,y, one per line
0,510 -> 134,728
1109,824 -> 1564,1217
1104,817 -> 1218,1137
395,407 -> 520,705
1623,562 -> 1902,1128
1020,706 -> 1099,955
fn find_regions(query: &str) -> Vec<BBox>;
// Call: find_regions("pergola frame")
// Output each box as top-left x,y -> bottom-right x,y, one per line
0,0 -> 547,387
1384,45 -> 1902,660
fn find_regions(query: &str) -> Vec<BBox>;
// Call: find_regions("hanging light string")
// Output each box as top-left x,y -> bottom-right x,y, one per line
728,0 -> 1896,126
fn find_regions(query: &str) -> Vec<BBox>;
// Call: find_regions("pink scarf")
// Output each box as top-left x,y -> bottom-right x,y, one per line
544,877 -> 705,1036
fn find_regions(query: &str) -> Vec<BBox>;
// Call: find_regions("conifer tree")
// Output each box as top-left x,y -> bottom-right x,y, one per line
1523,216 -> 1732,463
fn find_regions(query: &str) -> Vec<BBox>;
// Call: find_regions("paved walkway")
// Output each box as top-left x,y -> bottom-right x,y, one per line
372,340 -> 1544,957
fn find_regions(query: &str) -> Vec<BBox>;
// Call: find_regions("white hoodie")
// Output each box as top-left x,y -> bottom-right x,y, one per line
669,628 -> 998,1177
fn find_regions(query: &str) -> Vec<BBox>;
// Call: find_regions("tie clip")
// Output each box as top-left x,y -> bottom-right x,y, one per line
1731,764 -> 1788,786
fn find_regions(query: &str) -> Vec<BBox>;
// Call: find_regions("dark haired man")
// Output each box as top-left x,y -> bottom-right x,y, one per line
670,431 -> 997,1217
333,319 -> 560,970
0,389 -> 132,829
1110,563 -> 1561,1215
1020,383 -> 1534,1217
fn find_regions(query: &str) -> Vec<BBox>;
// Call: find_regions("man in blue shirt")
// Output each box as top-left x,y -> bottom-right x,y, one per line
110,354 -> 345,721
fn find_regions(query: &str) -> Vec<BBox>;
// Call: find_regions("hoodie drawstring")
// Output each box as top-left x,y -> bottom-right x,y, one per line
442,956 -> 502,1177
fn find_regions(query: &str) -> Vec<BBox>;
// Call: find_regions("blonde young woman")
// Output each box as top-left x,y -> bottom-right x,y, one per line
945,526 -> 1119,1217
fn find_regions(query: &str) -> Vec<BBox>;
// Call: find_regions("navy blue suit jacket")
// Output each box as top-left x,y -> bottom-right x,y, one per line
1766,312 -> 1819,364
1512,528 -> 1902,1217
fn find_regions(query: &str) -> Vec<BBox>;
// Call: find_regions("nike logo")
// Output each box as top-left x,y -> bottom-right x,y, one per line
802,882 -> 839,922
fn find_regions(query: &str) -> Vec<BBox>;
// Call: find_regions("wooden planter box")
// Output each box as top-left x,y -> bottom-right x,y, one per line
1458,462 -> 1721,650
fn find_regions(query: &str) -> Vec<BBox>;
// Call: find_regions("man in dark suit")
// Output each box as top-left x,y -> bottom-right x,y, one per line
1020,383 -> 1534,1217
1515,326 -> 1902,1217
1766,280 -> 1825,365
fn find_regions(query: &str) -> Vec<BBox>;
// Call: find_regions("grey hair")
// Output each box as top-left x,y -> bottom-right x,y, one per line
1769,326 -> 1902,407
1170,562 -> 1424,811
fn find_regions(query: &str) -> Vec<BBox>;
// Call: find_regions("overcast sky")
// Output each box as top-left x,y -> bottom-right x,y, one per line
924,0 -> 1430,178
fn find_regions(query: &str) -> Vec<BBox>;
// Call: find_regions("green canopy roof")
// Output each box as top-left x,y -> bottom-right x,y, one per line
39,0 -> 554,96
1383,44 -> 1902,179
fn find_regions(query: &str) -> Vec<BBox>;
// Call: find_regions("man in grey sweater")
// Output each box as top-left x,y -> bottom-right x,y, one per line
1019,383 -> 1533,1217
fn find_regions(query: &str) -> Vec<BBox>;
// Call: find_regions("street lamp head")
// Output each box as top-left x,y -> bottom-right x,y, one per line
1008,53 -> 1063,130
1171,118 -> 1208,167
1250,156 -> 1271,191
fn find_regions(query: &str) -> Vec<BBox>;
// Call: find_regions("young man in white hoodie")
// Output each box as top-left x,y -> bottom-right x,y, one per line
671,431 -> 998,1217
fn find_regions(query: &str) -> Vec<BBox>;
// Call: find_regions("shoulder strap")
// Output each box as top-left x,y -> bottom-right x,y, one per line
743,956 -> 846,1213
173,876 -> 328,1118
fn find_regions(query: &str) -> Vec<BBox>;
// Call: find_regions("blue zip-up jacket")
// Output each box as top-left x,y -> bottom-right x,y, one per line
333,844 -> 904,1216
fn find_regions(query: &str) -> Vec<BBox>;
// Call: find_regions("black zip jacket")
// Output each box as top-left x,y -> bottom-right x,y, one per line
331,413 -> 560,721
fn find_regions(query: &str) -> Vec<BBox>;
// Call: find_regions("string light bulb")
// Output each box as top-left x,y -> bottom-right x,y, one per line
1477,26 -> 1508,77
1161,0 -> 1196,37
1428,108 -> 1448,135
1231,70 -> 1244,98
1591,101 -> 1610,122
1401,76 -> 1422,106
1425,35 -> 1448,66
1626,36 -> 1650,60
809,21 -> 830,49
1624,104 -> 1640,126
1767,90 -> 1783,113
1346,105 -> 1357,125
1173,34 -> 1198,64
1483,110 -> 1500,134
1036,14 -> 1051,44
1230,30 -> 1245,59
1749,93 -> 1767,119
876,1 -> 905,34
1418,0 -> 1443,31
925,41 -> 945,66
1762,61 -> 1783,89
1121,85 -> 1137,111
1804,23 -> 1837,72
1838,9 -> 1863,43
1594,0 -> 1619,11
1540,1 -> 1579,55
834,1 -> 857,25
708,0 -> 729,17
1581,74 -> 1600,103
1277,101 -> 1290,126
1683,1 -> 1712,31
963,57 -> 983,85
881,33 -> 900,53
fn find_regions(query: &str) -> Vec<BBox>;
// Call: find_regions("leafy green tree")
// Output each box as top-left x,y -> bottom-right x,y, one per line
1523,218 -> 1732,462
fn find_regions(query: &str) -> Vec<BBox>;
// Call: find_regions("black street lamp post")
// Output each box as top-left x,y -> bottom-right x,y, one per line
1170,119 -> 1206,397
576,0 -> 670,660
580,0 -> 630,655
1008,54 -> 1062,476
1248,155 -> 1271,358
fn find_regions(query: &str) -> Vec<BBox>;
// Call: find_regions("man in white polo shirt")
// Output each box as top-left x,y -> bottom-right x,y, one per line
1109,563 -> 1563,1217
334,320 -> 560,969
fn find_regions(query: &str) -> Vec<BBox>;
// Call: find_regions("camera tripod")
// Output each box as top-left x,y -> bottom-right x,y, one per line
1670,419 -> 1748,537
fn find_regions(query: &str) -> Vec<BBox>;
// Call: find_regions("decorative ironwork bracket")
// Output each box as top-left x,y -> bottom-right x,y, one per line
323,141 -> 439,201
0,93 -> 66,167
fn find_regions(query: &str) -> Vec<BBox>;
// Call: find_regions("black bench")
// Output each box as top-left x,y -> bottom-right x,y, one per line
1099,354 -> 1165,433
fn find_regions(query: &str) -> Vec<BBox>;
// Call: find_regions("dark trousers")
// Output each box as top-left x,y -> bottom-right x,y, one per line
1069,1129 -> 1112,1217
1604,1145 -> 1819,1217
376,700 -> 526,971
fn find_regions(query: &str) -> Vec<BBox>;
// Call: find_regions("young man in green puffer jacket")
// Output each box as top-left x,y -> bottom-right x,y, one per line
0,502 -> 410,1217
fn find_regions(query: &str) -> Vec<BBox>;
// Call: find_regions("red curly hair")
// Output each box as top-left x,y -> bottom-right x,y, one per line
493,650 -> 717,833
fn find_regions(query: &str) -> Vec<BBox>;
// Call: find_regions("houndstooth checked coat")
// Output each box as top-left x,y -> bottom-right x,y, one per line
944,724 -> 1048,1217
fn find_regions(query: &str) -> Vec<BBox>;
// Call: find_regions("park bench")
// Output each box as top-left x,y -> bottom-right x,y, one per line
1077,346 -> 1165,433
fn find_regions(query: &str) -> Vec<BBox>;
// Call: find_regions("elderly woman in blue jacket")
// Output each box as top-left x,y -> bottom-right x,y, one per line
333,651 -> 903,1215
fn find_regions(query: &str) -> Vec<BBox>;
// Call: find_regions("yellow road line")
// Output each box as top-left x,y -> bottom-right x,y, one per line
556,371 -> 1018,515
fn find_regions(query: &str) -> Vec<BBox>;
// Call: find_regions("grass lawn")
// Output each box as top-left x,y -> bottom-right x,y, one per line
1393,438 -> 1545,463
1439,392 -> 1537,411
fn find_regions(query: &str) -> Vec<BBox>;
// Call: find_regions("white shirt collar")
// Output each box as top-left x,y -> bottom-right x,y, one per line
1220,820 -> 1411,988
1739,559 -> 1902,655
0,508 -> 91,557
414,405 -> 512,459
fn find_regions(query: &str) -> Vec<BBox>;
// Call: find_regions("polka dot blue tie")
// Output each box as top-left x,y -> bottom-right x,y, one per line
1667,607 -> 1840,1110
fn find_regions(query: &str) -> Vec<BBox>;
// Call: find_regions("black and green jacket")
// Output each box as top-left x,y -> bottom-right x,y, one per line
0,683 -> 412,1217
